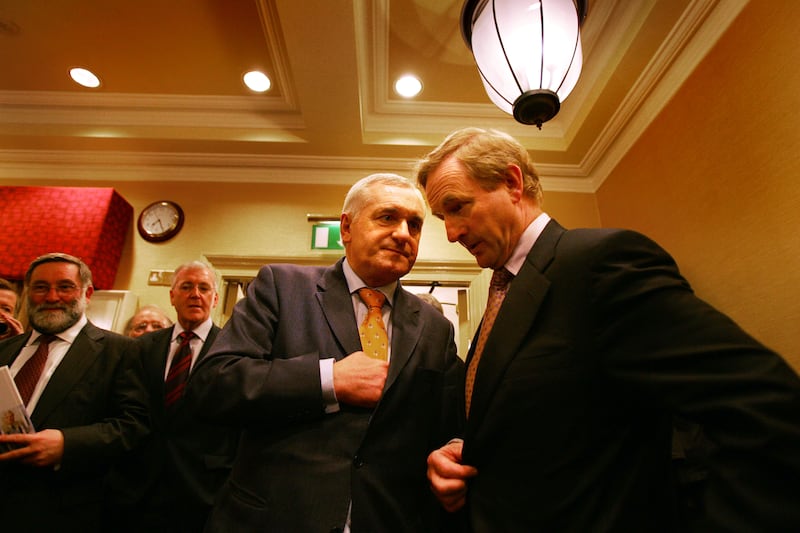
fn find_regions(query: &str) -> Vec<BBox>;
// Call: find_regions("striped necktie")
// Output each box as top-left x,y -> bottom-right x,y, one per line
165,331 -> 195,407
14,334 -> 57,407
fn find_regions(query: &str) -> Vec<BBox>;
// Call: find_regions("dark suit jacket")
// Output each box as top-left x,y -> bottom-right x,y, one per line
462,219 -> 800,532
0,321 -> 150,533
109,324 -> 239,532
187,259 -> 464,532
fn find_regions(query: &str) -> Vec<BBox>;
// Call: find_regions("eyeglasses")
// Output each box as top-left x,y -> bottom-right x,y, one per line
133,321 -> 167,332
175,283 -> 215,295
29,282 -> 81,296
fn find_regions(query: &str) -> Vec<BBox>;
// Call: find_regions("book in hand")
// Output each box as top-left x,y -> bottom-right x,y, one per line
0,365 -> 35,451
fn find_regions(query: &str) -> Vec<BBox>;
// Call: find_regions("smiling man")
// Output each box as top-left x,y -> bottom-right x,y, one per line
187,173 -> 464,532
0,252 -> 149,532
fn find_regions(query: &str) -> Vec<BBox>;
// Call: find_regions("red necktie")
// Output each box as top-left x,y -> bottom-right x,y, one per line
165,331 -> 195,407
357,288 -> 389,360
465,268 -> 514,416
15,334 -> 57,407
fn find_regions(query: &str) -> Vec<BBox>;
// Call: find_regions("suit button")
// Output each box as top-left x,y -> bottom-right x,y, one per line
353,455 -> 364,468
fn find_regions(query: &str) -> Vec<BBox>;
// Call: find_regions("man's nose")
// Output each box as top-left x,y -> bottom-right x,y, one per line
44,287 -> 61,300
392,220 -> 417,241
444,219 -> 463,243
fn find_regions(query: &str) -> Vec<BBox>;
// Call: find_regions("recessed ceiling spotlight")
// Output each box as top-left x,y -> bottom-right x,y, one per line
394,75 -> 422,98
69,67 -> 101,88
243,70 -> 271,92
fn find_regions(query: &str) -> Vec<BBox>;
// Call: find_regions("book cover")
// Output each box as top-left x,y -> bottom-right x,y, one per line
0,365 -> 35,451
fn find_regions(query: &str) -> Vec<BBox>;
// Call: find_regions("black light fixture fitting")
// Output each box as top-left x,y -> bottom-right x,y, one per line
461,0 -> 588,129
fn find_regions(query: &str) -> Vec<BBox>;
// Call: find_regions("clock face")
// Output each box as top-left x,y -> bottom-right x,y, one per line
137,201 -> 184,242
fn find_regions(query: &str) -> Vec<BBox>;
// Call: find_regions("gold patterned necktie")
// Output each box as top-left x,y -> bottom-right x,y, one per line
14,334 -> 57,407
357,288 -> 389,360
465,268 -> 514,416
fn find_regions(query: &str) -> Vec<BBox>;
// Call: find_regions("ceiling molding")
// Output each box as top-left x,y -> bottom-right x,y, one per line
0,0 -> 750,195
0,148 -> 594,192
0,90 -> 304,133
255,0 -> 299,108
584,0 -> 750,188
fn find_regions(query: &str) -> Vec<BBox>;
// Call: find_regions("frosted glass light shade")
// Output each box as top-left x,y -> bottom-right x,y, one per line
462,0 -> 585,128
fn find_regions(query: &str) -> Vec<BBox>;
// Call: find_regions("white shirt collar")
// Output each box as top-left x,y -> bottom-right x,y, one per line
504,212 -> 551,276
342,258 -> 397,306
171,317 -> 214,343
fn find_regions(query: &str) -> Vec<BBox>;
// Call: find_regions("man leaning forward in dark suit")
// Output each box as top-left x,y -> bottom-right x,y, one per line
0,252 -> 150,532
417,127 -> 800,532
109,260 -> 239,532
187,173 -> 465,532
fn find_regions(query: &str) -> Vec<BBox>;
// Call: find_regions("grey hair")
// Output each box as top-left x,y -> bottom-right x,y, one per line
172,260 -> 219,291
25,252 -> 93,289
342,173 -> 426,220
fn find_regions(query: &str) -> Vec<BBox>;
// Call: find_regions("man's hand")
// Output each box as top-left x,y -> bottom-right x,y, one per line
0,429 -> 65,467
333,351 -> 389,408
427,439 -> 478,512
0,310 -> 23,340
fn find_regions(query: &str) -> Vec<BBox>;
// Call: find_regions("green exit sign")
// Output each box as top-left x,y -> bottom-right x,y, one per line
311,223 -> 344,250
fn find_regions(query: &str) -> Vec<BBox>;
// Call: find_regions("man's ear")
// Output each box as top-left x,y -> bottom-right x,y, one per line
340,213 -> 352,244
504,164 -> 524,202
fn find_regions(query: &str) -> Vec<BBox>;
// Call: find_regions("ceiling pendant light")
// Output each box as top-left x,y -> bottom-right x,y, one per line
461,0 -> 588,129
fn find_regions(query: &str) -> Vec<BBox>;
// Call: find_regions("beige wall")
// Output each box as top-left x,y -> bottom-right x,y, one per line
0,174 -> 596,329
597,0 -> 800,370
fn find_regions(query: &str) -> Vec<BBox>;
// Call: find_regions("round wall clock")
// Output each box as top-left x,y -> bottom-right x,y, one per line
137,200 -> 185,242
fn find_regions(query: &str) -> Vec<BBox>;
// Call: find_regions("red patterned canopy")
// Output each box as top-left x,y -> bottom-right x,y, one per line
0,187 -> 132,289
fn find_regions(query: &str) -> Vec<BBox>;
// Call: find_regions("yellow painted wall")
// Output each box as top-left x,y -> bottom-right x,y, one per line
0,175 -> 597,326
597,0 -> 800,370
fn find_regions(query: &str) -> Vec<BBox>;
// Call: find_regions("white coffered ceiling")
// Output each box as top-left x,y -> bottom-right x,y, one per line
0,0 -> 748,192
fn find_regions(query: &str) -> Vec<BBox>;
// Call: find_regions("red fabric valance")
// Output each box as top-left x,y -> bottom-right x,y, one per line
0,186 -> 132,289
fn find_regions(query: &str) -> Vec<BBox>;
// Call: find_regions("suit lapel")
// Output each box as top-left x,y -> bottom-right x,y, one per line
317,262 -> 362,358
32,323 -> 104,425
193,325 -> 220,368
145,328 -> 173,411
466,220 -> 565,431
0,333 -> 31,367
385,288 -> 421,391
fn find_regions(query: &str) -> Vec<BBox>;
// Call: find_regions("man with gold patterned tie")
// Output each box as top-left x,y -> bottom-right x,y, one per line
0,253 -> 149,532
187,173 -> 464,532
416,127 -> 800,532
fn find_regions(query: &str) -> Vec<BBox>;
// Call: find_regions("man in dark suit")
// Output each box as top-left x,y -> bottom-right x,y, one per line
187,173 -> 464,532
0,252 -> 149,532
416,127 -> 800,532
109,261 -> 238,532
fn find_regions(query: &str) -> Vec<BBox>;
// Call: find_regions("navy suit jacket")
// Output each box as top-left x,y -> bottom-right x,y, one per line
187,259 -> 464,532
461,219 -> 800,532
0,322 -> 150,532
108,324 -> 239,531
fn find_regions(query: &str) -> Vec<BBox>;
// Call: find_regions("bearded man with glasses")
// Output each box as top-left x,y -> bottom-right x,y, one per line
0,252 -> 150,532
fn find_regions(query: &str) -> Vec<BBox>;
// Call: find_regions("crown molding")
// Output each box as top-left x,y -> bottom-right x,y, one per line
0,148 -> 593,191
583,0 -> 750,188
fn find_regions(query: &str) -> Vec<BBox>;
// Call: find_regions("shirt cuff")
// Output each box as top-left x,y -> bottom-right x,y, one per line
320,358 -> 340,414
